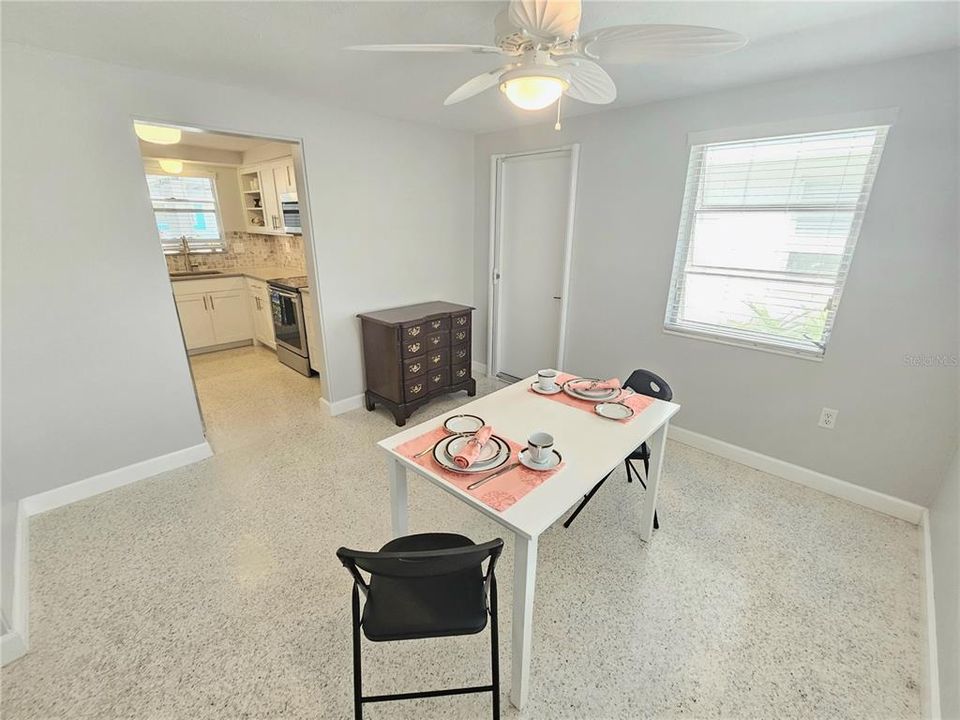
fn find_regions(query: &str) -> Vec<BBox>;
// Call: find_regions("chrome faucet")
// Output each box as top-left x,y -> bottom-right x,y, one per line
177,236 -> 200,273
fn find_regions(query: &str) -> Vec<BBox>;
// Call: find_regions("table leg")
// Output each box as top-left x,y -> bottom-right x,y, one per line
640,419 -> 669,542
389,458 -> 408,538
510,533 -> 538,709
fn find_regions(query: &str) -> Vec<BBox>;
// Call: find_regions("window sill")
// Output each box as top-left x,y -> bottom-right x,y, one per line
662,326 -> 825,362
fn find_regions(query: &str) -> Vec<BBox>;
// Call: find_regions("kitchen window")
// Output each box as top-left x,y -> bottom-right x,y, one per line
664,125 -> 889,359
146,174 -> 226,253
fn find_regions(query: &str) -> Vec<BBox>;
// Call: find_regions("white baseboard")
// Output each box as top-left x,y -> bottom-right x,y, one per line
5,440 -> 213,665
20,442 -> 213,517
919,510 -> 942,720
326,393 -> 364,416
1,632 -> 26,666
472,360 -> 488,377
669,426 -> 925,524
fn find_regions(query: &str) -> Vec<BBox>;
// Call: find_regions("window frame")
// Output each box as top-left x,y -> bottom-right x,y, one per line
145,170 -> 227,254
664,117 -> 892,361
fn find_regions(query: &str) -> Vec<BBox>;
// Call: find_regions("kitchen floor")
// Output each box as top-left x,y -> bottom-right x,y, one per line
2,347 -> 922,719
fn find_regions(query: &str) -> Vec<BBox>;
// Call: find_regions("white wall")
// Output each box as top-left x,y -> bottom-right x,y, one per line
473,49 -> 959,506
1,43 -> 474,623
930,448 -> 959,719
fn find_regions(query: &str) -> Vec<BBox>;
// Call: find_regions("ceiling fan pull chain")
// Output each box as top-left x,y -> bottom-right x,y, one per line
554,94 -> 563,131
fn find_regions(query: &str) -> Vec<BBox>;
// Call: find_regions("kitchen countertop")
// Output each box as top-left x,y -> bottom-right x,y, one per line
169,266 -> 305,283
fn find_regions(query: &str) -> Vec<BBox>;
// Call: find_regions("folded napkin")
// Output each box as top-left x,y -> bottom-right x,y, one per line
453,425 -> 493,468
581,378 -> 620,392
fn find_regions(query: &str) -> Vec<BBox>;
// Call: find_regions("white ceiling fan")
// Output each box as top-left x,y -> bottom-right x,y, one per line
349,0 -> 747,117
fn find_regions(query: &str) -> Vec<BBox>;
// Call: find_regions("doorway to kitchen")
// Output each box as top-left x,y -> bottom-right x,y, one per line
135,121 -> 328,441
488,145 -> 579,381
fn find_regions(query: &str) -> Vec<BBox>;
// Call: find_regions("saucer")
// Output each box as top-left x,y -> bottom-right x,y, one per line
595,402 -> 634,420
518,447 -> 562,471
530,382 -> 562,396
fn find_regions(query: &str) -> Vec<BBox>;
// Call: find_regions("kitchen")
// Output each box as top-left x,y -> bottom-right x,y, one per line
137,123 -> 326,425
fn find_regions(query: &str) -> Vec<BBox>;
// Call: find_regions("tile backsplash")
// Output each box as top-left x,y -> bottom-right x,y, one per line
165,232 -> 306,273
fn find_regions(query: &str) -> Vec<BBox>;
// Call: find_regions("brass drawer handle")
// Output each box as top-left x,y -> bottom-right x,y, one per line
431,320 -> 441,329
431,354 -> 440,364
408,342 -> 421,353
456,349 -> 466,359
432,374 -> 441,383
457,317 -> 467,325
408,326 -> 421,337
456,331 -> 466,340
457,369 -> 466,378
409,363 -> 421,373
411,383 -> 422,394
431,336 -> 440,345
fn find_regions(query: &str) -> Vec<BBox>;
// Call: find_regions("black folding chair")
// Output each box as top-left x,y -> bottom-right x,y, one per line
336,533 -> 504,720
564,369 -> 673,529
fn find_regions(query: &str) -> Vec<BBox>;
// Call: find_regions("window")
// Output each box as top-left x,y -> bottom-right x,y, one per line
665,125 -> 889,358
145,174 -> 225,253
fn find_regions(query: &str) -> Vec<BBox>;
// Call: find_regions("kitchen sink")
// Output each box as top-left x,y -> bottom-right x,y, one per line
170,270 -> 223,278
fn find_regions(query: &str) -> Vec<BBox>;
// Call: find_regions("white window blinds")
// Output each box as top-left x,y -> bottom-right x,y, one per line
146,174 -> 225,253
665,125 -> 889,358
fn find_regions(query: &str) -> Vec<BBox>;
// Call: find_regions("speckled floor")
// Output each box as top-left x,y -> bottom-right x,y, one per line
2,346 -> 923,719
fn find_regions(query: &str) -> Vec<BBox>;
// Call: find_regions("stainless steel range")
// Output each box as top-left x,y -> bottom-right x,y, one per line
267,276 -> 313,376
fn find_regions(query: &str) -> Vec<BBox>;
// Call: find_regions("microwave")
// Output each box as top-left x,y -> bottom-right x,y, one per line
280,192 -> 301,235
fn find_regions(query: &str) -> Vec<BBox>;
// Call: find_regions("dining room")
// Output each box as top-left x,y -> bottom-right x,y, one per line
2,1 -> 958,719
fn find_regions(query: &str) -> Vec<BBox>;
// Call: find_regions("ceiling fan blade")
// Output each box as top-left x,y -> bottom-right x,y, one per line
348,43 -> 505,54
508,0 -> 582,40
579,25 -> 747,63
556,58 -> 616,104
444,68 -> 507,105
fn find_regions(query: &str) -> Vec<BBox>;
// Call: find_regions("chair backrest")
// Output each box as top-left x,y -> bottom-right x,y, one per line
337,538 -> 503,581
624,369 -> 673,401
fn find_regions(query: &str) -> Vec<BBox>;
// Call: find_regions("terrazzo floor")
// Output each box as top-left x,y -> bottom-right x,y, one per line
2,346 -> 923,719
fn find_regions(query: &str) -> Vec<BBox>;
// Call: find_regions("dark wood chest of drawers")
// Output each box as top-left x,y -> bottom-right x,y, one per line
358,301 -> 476,426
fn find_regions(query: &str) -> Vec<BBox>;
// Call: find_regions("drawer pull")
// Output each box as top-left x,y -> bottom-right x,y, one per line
431,320 -> 441,329
432,374 -> 441,383
457,369 -> 467,378
457,317 -> 467,326
456,349 -> 466,359
408,327 -> 421,337
409,363 -> 421,373
455,331 -> 466,341
431,354 -> 440,364
408,342 -> 421,353
431,336 -> 440,345
411,383 -> 422,395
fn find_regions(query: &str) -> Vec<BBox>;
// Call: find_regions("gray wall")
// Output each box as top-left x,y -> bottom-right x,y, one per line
1,43 -> 473,623
930,449 -> 959,719
473,49 -> 959,506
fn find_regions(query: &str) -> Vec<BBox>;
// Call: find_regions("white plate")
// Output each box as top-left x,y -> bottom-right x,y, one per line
595,402 -> 634,420
562,378 -> 621,402
443,434 -> 504,466
433,434 -> 510,474
529,381 -> 562,395
518,447 -> 562,471
443,414 -> 485,434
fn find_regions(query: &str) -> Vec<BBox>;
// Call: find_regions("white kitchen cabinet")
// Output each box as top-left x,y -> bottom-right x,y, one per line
301,288 -> 324,376
247,280 -> 276,349
238,158 -> 297,236
172,277 -> 252,353
274,158 -> 296,196
176,294 -> 217,349
259,165 -> 283,234
209,289 -> 252,345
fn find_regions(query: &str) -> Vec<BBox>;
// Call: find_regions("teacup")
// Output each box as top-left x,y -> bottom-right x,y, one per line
537,369 -> 558,392
527,432 -> 554,464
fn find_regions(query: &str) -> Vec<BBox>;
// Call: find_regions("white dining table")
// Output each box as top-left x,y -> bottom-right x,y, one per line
377,374 -> 681,710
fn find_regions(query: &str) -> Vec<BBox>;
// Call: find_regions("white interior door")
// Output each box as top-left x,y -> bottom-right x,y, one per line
493,148 -> 577,380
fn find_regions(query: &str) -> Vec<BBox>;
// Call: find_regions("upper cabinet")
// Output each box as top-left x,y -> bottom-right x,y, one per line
238,156 -> 297,236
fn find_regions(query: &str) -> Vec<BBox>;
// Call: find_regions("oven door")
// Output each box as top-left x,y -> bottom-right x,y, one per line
269,287 -> 307,357
281,201 -> 301,235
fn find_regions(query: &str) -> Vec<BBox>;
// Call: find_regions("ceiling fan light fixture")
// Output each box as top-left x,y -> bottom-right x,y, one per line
499,67 -> 570,110
134,122 -> 182,145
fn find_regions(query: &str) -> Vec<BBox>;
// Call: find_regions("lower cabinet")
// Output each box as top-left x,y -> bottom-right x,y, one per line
173,277 -> 253,352
247,280 -> 276,349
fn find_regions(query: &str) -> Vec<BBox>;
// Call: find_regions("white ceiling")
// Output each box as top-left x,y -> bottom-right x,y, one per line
3,1 -> 958,133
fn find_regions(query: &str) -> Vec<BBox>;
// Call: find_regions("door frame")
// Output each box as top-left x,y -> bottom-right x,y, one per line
486,144 -> 580,379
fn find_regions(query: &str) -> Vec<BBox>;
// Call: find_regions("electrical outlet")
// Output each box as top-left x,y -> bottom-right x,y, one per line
818,407 -> 838,430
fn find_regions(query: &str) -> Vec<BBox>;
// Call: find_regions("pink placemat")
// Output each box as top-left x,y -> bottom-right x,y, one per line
529,373 -> 654,423
394,426 -> 564,512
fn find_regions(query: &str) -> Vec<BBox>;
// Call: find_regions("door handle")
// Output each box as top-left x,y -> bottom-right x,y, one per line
203,296 -> 207,311
211,296 -> 215,310
553,296 -> 562,300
